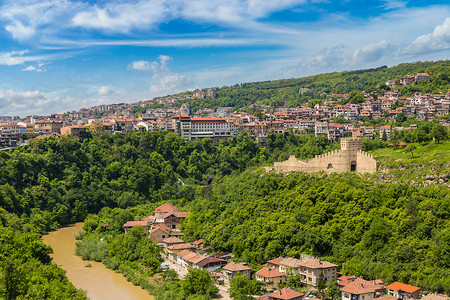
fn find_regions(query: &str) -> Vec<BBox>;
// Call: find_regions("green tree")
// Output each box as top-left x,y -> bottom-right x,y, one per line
431,124 -> 448,144
404,144 -> 416,158
1,259 -> 25,300
348,90 -> 364,104
325,280 -> 341,300
183,268 -> 218,297
317,272 -> 327,294
229,275 -> 262,299
381,130 -> 387,142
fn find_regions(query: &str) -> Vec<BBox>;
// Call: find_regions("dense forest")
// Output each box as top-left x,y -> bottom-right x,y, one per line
181,170 -> 450,294
171,60 -> 450,112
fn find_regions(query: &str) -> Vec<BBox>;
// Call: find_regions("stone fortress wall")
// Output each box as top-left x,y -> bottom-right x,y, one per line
267,138 -> 379,174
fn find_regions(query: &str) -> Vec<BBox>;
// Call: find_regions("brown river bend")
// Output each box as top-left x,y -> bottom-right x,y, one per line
42,222 -> 154,300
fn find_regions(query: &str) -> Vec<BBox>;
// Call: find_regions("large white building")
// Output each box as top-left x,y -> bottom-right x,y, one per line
172,115 -> 240,145
0,123 -> 21,146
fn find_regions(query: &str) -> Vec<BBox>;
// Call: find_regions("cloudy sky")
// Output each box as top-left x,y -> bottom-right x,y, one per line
1,0 -> 450,116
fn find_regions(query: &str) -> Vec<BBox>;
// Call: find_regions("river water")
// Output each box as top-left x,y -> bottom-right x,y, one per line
42,222 -> 154,300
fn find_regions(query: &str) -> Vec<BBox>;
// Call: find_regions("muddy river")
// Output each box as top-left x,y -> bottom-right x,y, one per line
42,222 -> 154,300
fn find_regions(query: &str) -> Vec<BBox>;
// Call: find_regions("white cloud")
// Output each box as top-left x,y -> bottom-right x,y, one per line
0,89 -> 50,116
0,0 -> 77,40
311,44 -> 346,67
0,50 -> 29,65
352,40 -> 394,64
22,65 -> 36,71
97,86 -> 113,96
148,55 -> 193,97
22,63 -> 47,72
129,60 -> 152,71
380,0 -> 407,10
403,17 -> 450,54
71,0 -> 168,32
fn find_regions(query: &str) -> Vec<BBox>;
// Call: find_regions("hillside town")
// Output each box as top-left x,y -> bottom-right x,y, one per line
121,202 -> 449,300
1,73 -> 450,148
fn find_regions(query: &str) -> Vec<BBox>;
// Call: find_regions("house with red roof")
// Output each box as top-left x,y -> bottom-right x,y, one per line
255,267 -> 288,290
267,287 -> 304,300
154,203 -> 178,219
166,243 -> 195,262
298,258 -> 338,287
386,282 -> 421,300
341,278 -> 385,300
123,220 -> 149,234
149,224 -> 171,243
195,256 -> 227,272
223,261 -> 252,285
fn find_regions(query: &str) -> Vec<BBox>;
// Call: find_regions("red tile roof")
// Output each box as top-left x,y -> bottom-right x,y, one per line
386,282 -> 420,293
267,257 -> 284,265
255,267 -> 287,278
155,203 -> 178,213
422,293 -> 450,300
123,220 -> 148,227
268,287 -> 304,300
167,243 -> 194,250
341,278 -> 383,295
279,257 -> 303,268
192,239 -> 204,245
299,258 -> 337,269
196,257 -> 226,268
223,261 -> 252,272
162,236 -> 184,244
149,224 -> 170,234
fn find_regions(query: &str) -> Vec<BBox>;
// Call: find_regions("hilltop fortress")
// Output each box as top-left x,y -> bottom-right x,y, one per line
266,138 -> 379,174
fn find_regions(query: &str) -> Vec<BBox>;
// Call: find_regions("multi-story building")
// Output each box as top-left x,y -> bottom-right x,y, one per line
60,125 -> 87,141
34,119 -> 64,133
172,115 -> 240,145
0,123 -> 21,146
298,258 -> 338,287
255,267 -> 288,290
206,89 -> 217,98
415,73 -> 430,82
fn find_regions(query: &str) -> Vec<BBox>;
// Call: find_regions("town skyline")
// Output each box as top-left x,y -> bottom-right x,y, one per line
1,0 -> 450,117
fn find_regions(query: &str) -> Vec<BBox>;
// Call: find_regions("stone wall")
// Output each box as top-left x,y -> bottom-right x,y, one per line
267,138 -> 379,174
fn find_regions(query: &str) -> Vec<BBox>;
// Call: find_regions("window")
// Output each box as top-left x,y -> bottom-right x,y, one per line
172,225 -> 176,229
162,235 -> 165,238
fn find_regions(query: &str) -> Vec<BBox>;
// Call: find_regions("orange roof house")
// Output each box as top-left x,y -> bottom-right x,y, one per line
386,282 -> 421,299
255,267 -> 288,290
268,287 -> 303,300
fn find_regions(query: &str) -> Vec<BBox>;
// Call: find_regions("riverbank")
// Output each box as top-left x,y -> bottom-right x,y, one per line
42,223 -> 154,300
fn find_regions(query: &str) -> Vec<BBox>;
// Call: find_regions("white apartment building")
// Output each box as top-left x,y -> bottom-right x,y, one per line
172,115 -> 240,145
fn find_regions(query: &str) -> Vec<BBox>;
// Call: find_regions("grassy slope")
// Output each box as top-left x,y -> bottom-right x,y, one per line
368,141 -> 450,183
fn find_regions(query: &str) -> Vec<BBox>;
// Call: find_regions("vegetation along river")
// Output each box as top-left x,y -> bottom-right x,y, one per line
42,222 -> 154,300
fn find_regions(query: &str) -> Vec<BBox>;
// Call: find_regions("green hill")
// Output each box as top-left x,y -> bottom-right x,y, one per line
171,60 -> 450,113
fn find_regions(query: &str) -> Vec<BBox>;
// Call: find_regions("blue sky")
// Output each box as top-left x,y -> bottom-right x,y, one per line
1,0 -> 450,116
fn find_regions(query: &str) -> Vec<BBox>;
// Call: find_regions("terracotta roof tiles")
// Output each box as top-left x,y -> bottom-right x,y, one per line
255,267 -> 287,278
386,282 -> 420,293
268,287 -> 304,300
